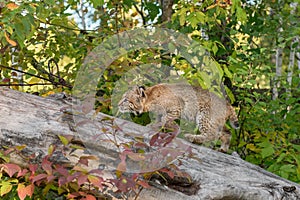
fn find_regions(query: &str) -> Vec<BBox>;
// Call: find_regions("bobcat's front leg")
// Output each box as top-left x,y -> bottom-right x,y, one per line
219,128 -> 231,152
184,132 -> 218,146
147,105 -> 178,130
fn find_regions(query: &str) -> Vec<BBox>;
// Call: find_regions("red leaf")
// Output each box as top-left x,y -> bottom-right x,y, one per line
78,155 -> 98,166
87,175 -> 103,190
78,157 -> 89,166
67,193 -> 79,199
58,176 -> 67,187
29,164 -> 38,174
47,174 -> 56,183
17,184 -> 34,200
55,165 -> 69,176
137,180 -> 151,188
159,168 -> 175,179
73,165 -> 88,173
88,169 -> 103,176
32,173 -> 48,183
2,163 -> 21,177
42,157 -> 53,175
2,78 -> 10,83
17,169 -> 28,177
116,160 -> 126,172
67,172 -> 80,183
77,174 -> 88,186
4,147 -> 15,155
149,133 -> 159,146
115,177 -> 136,192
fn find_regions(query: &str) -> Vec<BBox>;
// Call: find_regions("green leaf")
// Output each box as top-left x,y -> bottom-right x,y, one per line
58,135 -> 69,146
293,144 -> 300,152
48,144 -> 55,155
246,143 -> 258,152
277,153 -> 286,163
280,164 -> 295,173
21,16 -> 31,34
14,21 -> 25,41
145,2 -> 160,21
179,8 -> 188,26
188,12 -> 206,28
261,146 -> 275,159
91,0 -> 104,8
45,0 -> 55,5
224,67 -> 232,79
212,43 -> 218,55
236,7 -> 247,23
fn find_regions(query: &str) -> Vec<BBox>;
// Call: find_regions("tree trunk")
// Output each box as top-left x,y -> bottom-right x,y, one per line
272,48 -> 283,100
160,0 -> 174,23
1,87 -> 300,200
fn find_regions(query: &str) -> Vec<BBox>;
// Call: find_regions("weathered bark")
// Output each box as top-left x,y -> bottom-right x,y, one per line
1,87 -> 300,200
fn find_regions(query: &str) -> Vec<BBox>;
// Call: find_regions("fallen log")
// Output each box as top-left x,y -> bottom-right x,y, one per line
0,87 -> 299,200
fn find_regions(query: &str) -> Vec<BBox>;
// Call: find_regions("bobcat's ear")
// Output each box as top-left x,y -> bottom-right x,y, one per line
138,85 -> 146,98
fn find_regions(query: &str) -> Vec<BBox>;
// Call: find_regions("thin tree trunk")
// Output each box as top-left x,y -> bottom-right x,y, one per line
160,0 -> 174,23
286,39 -> 295,98
272,48 -> 283,100
80,0 -> 86,30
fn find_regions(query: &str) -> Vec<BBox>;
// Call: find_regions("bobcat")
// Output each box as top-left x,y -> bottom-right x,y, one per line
118,83 -> 239,152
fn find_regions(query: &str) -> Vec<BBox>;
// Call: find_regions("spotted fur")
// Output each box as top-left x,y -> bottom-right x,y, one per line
118,83 -> 239,152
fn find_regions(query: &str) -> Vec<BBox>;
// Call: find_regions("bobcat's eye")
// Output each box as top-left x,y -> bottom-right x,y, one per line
129,102 -> 134,108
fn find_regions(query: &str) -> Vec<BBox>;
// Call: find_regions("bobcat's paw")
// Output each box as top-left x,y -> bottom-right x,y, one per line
184,134 -> 196,143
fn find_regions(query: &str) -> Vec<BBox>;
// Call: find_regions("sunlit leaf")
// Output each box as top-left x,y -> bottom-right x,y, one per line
58,135 -> 69,146
0,182 -> 12,196
6,2 -> 19,10
4,32 -> 17,46
48,144 -> 55,156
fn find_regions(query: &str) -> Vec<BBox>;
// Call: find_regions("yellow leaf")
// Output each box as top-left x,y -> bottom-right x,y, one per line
6,3 -> 19,10
28,77 -> 40,84
246,143 -> 259,152
0,183 -> 12,196
4,32 -> 17,46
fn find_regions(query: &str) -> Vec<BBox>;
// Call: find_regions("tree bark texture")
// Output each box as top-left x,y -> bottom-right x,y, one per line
1,87 -> 300,200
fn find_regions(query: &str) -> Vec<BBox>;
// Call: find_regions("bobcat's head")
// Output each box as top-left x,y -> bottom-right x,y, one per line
118,86 -> 146,115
